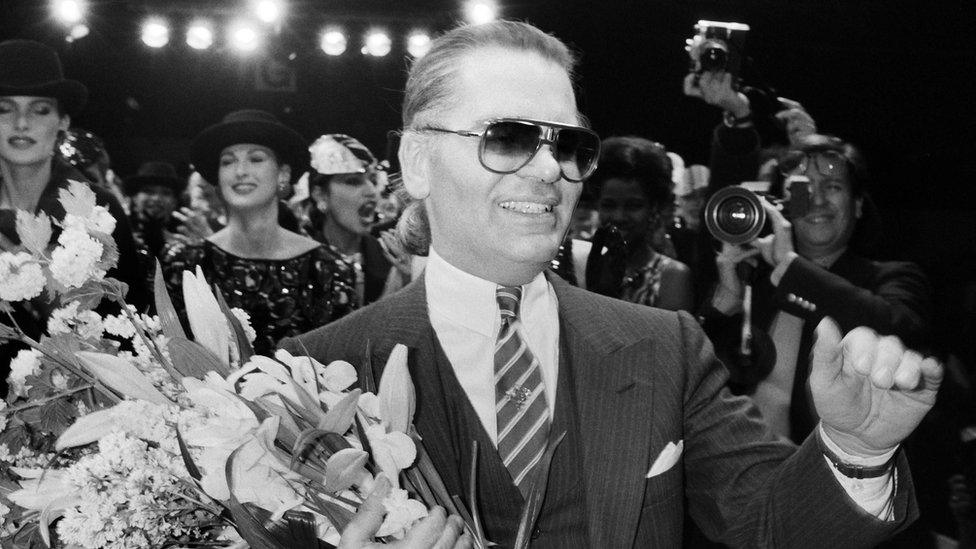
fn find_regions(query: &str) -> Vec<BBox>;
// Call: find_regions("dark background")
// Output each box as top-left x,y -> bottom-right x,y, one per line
2,0 -> 974,360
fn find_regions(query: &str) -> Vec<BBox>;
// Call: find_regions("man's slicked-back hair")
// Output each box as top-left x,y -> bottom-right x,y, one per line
401,20 -> 578,129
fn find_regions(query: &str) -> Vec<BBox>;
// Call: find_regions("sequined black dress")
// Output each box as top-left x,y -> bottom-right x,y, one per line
162,240 -> 357,355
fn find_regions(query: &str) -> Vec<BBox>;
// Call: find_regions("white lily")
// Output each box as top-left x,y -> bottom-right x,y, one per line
182,266 -> 230,367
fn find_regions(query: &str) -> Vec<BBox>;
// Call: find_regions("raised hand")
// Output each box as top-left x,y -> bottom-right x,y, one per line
683,71 -> 750,118
809,317 -> 942,457
774,98 -> 818,147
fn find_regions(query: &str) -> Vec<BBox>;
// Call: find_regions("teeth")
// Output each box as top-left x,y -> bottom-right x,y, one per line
500,201 -> 552,214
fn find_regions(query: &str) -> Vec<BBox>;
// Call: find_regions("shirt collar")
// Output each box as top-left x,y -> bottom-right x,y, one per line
425,247 -> 552,338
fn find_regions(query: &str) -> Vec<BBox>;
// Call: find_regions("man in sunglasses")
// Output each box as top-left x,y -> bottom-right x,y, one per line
284,21 -> 939,548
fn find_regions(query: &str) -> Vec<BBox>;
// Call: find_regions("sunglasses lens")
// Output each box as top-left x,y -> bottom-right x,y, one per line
814,151 -> 844,176
481,121 -> 542,172
779,151 -> 808,176
555,128 -> 600,182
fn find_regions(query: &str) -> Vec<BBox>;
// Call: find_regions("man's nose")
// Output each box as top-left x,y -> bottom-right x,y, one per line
519,142 -> 562,184
14,111 -> 29,130
809,182 -> 826,204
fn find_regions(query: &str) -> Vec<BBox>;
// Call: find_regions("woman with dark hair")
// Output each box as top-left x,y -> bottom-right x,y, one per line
0,40 -> 148,387
301,134 -> 409,306
586,136 -> 694,311
163,109 -> 356,355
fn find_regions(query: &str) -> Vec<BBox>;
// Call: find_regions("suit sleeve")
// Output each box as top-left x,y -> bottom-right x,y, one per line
677,312 -> 917,547
774,256 -> 932,349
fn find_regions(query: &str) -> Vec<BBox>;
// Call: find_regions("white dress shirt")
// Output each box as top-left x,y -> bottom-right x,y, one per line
424,247 -> 894,519
425,247 -> 559,446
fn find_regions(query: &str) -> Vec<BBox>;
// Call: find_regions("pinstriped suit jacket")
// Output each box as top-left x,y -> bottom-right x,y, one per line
281,272 -> 917,548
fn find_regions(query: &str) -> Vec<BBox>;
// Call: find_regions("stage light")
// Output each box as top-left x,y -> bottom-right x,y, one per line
52,0 -> 85,25
320,29 -> 347,56
141,19 -> 170,48
254,0 -> 282,24
362,30 -> 392,57
228,22 -> 261,53
406,31 -> 431,58
464,0 -> 497,24
186,21 -> 214,50
66,24 -> 89,43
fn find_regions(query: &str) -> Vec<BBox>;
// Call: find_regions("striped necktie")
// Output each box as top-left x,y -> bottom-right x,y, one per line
495,285 -> 550,497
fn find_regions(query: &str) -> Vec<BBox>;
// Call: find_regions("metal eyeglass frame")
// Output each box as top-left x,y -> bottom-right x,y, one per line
419,117 -> 601,182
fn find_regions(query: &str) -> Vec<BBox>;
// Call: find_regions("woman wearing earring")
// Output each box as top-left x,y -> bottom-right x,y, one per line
163,110 -> 356,355
586,136 -> 694,312
300,134 -> 410,306
0,40 -> 149,387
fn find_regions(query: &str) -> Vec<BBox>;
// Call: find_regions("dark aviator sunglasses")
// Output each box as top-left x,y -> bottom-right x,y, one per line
419,118 -> 601,183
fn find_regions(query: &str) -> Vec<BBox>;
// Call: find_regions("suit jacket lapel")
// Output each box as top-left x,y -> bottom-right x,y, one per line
368,277 -> 465,499
550,275 -> 656,547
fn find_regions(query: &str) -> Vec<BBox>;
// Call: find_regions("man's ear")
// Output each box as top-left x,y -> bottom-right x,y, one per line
398,132 -> 430,199
854,197 -> 863,219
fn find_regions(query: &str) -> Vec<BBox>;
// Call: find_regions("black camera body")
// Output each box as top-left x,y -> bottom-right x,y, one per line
704,176 -> 812,245
687,20 -> 750,79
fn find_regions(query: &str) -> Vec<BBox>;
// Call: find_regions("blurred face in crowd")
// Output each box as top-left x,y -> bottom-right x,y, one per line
0,96 -> 69,169
133,184 -> 177,221
598,177 -> 656,246
402,48 -> 581,283
790,153 -> 862,259
217,143 -> 288,213
676,189 -> 705,230
313,173 -> 378,236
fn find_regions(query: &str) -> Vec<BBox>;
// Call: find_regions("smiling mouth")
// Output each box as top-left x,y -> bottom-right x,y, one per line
499,201 -> 554,214
231,183 -> 258,193
357,202 -> 377,223
7,136 -> 37,148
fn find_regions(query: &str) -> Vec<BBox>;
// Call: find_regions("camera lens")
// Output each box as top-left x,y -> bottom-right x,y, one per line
704,186 -> 766,245
699,40 -> 729,72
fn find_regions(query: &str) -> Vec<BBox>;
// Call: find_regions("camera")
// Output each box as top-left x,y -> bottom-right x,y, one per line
686,20 -> 750,79
704,176 -> 812,245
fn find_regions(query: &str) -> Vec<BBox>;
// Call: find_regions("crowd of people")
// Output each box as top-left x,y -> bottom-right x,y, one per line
0,19 -> 973,548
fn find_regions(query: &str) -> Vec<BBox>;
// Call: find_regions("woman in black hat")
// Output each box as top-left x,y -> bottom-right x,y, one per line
163,109 -> 356,355
0,39 -> 149,388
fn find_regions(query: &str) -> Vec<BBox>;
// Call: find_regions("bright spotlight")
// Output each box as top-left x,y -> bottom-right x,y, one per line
319,29 -> 347,56
254,0 -> 282,24
228,22 -> 261,53
66,24 -> 89,43
362,30 -> 392,57
406,31 -> 431,58
464,0 -> 497,24
186,21 -> 213,50
52,0 -> 85,25
141,19 -> 170,48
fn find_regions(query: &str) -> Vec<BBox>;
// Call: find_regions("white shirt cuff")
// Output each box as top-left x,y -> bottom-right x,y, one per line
819,424 -> 898,521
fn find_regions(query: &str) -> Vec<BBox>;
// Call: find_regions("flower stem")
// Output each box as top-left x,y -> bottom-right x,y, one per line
0,384 -> 93,415
4,310 -> 121,403
113,294 -> 182,383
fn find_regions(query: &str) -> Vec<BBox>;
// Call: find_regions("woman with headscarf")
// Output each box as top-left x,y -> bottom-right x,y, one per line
301,134 -> 410,305
162,109 -> 356,355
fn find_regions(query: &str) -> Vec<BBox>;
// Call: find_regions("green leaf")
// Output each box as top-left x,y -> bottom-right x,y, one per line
360,340 -> 376,395
213,286 -> 254,365
90,230 -> 119,273
76,351 -> 170,404
19,399 -> 77,435
37,334 -> 82,369
153,261 -> 186,340
166,336 -> 231,378
0,421 -> 30,454
55,407 -> 118,450
57,179 -> 98,218
58,279 -> 107,311
176,428 -> 202,481
14,210 -> 52,257
513,430 -> 566,549
317,389 -> 361,434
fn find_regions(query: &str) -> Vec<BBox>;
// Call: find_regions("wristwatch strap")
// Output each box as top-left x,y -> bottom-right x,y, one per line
817,429 -> 896,479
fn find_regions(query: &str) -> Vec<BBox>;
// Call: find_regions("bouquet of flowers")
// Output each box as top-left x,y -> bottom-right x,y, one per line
1,180 -> 556,549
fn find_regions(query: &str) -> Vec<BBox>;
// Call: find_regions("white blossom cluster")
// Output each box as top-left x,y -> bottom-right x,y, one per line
0,252 -> 44,302
48,227 -> 106,289
55,432 -> 206,549
47,301 -> 104,339
6,349 -> 43,398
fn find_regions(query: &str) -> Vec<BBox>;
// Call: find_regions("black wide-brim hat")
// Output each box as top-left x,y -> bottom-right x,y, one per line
191,109 -> 308,185
126,161 -> 187,196
0,39 -> 88,116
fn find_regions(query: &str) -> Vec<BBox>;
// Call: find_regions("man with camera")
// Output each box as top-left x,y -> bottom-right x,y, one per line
695,130 -> 932,443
